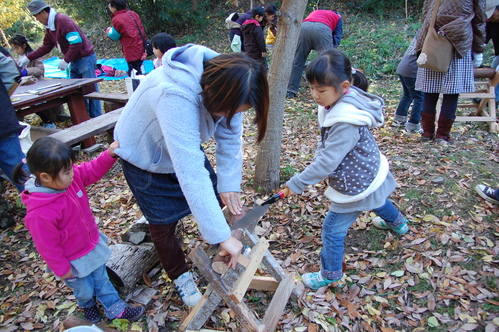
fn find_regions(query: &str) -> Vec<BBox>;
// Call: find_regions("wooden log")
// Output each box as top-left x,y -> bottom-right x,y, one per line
63,315 -> 119,331
107,243 -> 158,295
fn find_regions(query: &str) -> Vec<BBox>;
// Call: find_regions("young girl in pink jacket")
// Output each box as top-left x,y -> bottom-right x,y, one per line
13,137 -> 144,324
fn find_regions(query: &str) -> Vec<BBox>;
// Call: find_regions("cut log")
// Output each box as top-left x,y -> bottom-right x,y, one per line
107,243 -> 158,295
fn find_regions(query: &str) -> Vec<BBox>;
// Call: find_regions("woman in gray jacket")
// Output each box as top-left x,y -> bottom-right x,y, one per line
114,44 -> 269,307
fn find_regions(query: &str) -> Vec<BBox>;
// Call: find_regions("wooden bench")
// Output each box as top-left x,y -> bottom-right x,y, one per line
83,92 -> 129,104
456,67 -> 499,132
49,107 -> 123,146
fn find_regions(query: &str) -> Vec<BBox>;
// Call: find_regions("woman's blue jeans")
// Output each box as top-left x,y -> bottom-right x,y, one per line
320,199 -> 401,280
0,133 -> 27,192
64,264 -> 126,319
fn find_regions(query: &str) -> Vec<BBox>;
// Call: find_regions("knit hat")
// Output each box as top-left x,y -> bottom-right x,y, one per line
27,0 -> 50,15
486,0 -> 499,19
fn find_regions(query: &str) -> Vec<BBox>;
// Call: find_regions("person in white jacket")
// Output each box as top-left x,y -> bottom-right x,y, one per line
114,44 -> 269,307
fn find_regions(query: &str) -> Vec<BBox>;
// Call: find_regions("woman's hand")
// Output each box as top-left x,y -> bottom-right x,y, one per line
219,235 -> 243,269
220,192 -> 242,215
108,141 -> 119,158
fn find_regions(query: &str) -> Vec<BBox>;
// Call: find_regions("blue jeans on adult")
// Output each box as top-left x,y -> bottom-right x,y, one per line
395,75 -> 423,125
64,264 -> 126,319
320,199 -> 402,280
287,22 -> 334,94
0,133 -> 27,192
69,53 -> 102,118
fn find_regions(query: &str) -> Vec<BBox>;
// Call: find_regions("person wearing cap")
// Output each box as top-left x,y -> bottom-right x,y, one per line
286,10 -> 343,99
20,0 -> 102,118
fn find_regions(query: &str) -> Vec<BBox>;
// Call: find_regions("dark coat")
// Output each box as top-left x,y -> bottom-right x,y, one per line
240,20 -> 266,60
111,9 -> 146,62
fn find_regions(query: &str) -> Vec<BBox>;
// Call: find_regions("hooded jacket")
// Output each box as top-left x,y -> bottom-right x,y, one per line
0,51 -> 25,141
240,19 -> 266,60
415,0 -> 486,58
21,151 -> 116,277
286,86 -> 397,213
114,44 -> 242,245
110,9 -> 146,62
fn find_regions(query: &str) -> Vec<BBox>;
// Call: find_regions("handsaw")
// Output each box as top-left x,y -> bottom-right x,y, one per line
207,190 -> 287,256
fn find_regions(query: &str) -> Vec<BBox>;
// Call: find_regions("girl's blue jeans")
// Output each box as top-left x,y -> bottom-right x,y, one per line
320,199 -> 402,280
64,264 -> 126,319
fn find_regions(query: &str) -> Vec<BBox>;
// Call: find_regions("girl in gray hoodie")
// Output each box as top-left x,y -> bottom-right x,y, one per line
285,49 -> 409,290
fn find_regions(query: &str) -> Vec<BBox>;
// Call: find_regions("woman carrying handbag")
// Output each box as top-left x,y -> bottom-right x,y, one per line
415,0 -> 487,144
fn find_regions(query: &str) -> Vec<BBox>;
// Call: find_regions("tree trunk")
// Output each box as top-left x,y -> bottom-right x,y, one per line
253,0 -> 308,192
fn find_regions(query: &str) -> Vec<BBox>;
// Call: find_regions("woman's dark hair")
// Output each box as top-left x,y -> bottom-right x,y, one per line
251,5 -> 265,18
352,69 -> 369,92
306,48 -> 352,92
108,0 -> 127,11
151,33 -> 176,54
13,137 -> 76,186
9,35 -> 33,53
201,53 -> 269,143
264,3 -> 278,15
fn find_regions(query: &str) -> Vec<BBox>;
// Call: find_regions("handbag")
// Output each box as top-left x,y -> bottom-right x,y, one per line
416,0 -> 453,73
128,11 -> 154,57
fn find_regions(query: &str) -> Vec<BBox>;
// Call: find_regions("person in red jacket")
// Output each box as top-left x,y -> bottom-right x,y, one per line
22,0 -> 102,118
286,10 -> 343,98
106,0 -> 147,75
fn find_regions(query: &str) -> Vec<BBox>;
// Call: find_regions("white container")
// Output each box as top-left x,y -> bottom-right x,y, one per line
63,325 -> 103,332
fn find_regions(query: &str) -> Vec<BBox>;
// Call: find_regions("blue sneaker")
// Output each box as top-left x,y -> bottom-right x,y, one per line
301,271 -> 339,290
174,272 -> 202,307
372,216 -> 409,234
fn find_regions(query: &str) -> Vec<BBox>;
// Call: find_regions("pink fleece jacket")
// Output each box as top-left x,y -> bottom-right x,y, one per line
21,151 -> 116,277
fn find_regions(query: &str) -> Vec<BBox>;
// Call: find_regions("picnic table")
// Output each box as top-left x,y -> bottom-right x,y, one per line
11,78 -> 103,148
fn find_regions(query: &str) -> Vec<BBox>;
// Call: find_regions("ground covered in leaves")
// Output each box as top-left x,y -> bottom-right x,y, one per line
1,77 -> 498,332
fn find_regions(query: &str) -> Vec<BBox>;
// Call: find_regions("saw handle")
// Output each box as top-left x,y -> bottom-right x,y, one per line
262,189 -> 288,206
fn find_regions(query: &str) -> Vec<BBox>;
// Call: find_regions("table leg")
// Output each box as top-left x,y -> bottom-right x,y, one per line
65,93 -> 97,148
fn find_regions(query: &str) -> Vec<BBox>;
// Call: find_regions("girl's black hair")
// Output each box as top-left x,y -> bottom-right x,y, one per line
264,4 -> 278,15
108,0 -> 127,10
306,48 -> 369,92
251,5 -> 265,18
9,34 -> 33,53
306,48 -> 352,92
13,137 -> 76,186
151,33 -> 177,54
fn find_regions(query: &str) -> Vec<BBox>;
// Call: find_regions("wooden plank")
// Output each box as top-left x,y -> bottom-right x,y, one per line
230,238 -> 269,303
84,92 -> 129,103
261,272 -> 295,332
188,246 -> 263,332
49,107 -> 123,145
248,276 -> 279,292
243,232 -> 305,300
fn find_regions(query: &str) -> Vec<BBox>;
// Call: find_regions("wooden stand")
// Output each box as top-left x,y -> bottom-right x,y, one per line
180,231 -> 304,332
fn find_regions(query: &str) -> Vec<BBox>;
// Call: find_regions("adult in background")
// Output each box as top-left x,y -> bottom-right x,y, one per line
0,47 -> 28,229
21,0 -> 102,118
286,9 -> 343,98
415,0 -> 486,144
114,44 -> 269,307
106,0 -> 147,76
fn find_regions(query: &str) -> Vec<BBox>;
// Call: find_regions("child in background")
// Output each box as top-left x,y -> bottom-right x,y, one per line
393,35 -> 423,133
284,49 -> 409,290
263,4 -> 278,51
240,6 -> 267,70
9,34 -> 56,129
151,32 -> 177,68
13,137 -> 145,323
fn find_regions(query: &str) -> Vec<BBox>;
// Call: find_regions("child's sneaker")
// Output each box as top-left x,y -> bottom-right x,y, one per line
174,271 -> 202,307
475,184 -> 499,205
116,306 -> 145,322
83,305 -> 101,323
302,271 -> 339,290
372,216 -> 409,234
